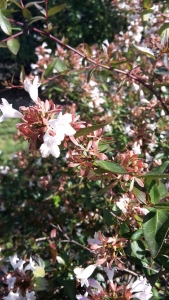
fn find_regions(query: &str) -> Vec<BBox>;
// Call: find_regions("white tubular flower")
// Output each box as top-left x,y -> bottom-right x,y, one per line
6,275 -> 16,290
24,76 -> 41,102
40,132 -> 60,158
130,276 -> 152,300
3,289 -> 26,299
74,264 -> 97,287
103,266 -> 117,283
88,232 -> 102,245
9,254 -> 25,271
26,291 -> 36,300
76,292 -> 89,300
0,98 -> 23,122
24,257 -> 35,272
48,112 -> 76,142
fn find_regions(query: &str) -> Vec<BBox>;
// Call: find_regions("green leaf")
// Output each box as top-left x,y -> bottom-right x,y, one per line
22,7 -> 32,20
143,0 -> 152,9
54,57 -> 67,72
0,0 -> 7,10
143,210 -> 169,258
0,41 -> 7,47
44,58 -> 58,78
154,67 -> 169,75
133,187 -> 146,204
9,0 -> 22,9
34,277 -> 48,291
96,160 -> 126,174
7,38 -> 20,55
154,202 -> 169,210
74,118 -> 113,138
119,222 -> 130,237
111,59 -> 127,68
0,10 -> 11,35
139,173 -> 169,179
149,181 -> 161,205
134,44 -> 155,59
94,160 -> 126,174
63,279 -> 76,300
152,161 -> 169,173
25,1 -> 44,8
27,16 -> 45,26
131,229 -> 143,241
131,240 -> 145,259
48,3 -> 66,17
102,209 -> 117,226
33,266 -> 45,277
87,68 -> 95,83
159,23 -> 169,38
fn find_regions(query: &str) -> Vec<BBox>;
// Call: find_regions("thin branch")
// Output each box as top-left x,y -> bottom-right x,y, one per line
1,31 -> 24,43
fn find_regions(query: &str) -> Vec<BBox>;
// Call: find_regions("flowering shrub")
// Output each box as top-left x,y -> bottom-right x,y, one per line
0,0 -> 169,299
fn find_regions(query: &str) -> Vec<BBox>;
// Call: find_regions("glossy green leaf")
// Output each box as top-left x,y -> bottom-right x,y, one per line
143,210 -> 169,258
143,0 -> 152,9
154,202 -> 169,210
0,10 -> 11,35
159,23 -> 169,38
111,59 -> 127,68
44,58 -> 58,78
7,38 -> 20,55
33,266 -> 45,277
131,240 -> 145,259
149,181 -> 160,205
94,160 -> 127,174
25,1 -> 44,8
22,7 -> 32,20
133,187 -> 146,204
134,44 -> 155,59
54,58 -> 67,72
27,16 -> 45,26
152,161 -> 169,174
48,3 -> 66,17
102,209 -> 117,226
139,173 -> 169,179
131,229 -> 143,241
74,118 -> 113,138
119,222 -> 130,237
34,277 -> 48,291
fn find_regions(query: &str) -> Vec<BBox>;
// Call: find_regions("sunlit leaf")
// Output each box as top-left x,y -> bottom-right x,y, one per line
0,10 -> 11,35
33,266 -> 45,278
7,38 -> 20,55
48,3 -> 66,17
75,118 -> 113,138
94,160 -> 126,174
134,44 -> 155,59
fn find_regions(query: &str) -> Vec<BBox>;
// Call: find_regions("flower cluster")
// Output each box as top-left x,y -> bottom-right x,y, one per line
0,77 -> 78,158
1,255 -> 36,300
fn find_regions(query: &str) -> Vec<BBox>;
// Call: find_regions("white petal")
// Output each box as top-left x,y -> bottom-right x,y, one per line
40,143 -> 51,158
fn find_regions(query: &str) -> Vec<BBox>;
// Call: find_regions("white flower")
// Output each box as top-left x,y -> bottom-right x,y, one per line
9,254 -> 25,271
26,291 -> 36,300
74,264 -> 97,287
130,276 -> 152,300
0,98 -> 23,122
39,132 -> 60,158
6,275 -> 16,290
24,76 -> 41,102
3,289 -> 26,300
88,232 -> 102,245
116,194 -> 130,214
132,142 -> 141,155
103,266 -> 117,282
76,292 -> 89,300
24,256 -> 35,272
48,112 -> 76,142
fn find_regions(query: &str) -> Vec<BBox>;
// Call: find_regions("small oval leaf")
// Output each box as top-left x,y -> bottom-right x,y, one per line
7,38 -> 20,55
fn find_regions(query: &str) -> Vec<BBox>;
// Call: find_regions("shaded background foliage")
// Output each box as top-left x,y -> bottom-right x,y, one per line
0,0 -> 126,81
